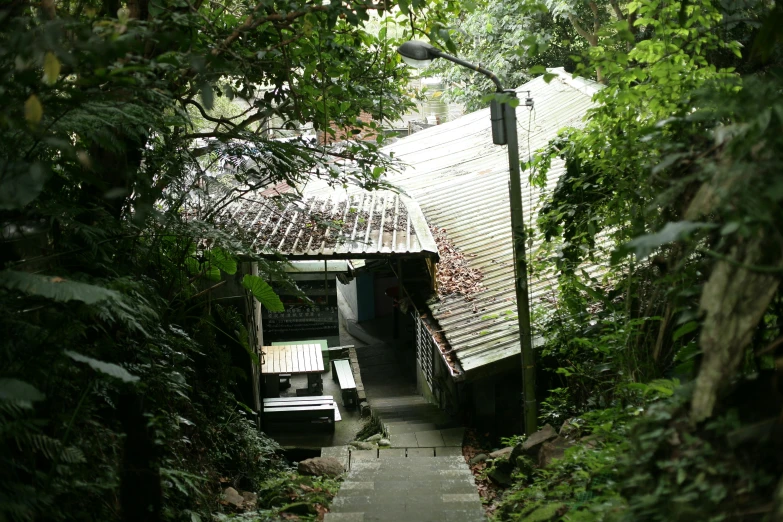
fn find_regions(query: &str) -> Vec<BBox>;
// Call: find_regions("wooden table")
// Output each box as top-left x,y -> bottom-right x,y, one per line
261,344 -> 325,397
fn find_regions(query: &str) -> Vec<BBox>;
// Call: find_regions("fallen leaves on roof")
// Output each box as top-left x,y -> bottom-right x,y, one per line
432,226 -> 484,300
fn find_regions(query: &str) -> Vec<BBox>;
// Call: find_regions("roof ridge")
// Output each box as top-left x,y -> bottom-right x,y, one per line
538,67 -> 603,97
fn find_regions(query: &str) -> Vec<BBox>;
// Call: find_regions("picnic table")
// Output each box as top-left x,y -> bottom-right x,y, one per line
261,344 -> 325,398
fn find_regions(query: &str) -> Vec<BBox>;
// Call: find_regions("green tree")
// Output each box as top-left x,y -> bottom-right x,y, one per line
0,0 -> 451,519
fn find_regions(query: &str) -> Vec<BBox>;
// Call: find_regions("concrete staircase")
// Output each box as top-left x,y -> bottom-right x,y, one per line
322,396 -> 483,521
324,455 -> 484,522
322,341 -> 483,520
371,395 -> 464,449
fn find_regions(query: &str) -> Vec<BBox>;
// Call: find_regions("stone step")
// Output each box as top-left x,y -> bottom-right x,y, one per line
328,455 -> 484,522
387,427 -> 465,449
321,445 -> 350,471
325,509 -> 485,522
346,447 -> 465,465
370,396 -> 428,407
386,422 -> 438,434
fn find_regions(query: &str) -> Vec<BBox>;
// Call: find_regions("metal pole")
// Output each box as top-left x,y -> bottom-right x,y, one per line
397,43 -> 538,434
502,91 -> 537,435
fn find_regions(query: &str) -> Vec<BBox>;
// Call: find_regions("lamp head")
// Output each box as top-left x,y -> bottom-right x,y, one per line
396,40 -> 441,68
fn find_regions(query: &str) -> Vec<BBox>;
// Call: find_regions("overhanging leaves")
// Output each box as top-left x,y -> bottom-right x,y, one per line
613,221 -> 716,262
65,351 -> 140,383
242,274 -> 284,312
0,378 -> 45,406
0,162 -> 49,210
0,271 -> 124,305
205,248 -> 237,275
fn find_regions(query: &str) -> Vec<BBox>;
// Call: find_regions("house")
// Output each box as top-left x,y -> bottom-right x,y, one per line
211,185 -> 439,417
213,68 -> 599,437
354,68 -> 601,436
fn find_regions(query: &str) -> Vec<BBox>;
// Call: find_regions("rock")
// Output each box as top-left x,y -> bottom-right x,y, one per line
223,487 -> 244,508
487,458 -> 514,486
508,424 -> 558,465
350,441 -> 375,450
365,433 -> 382,443
469,453 -> 488,465
489,446 -> 513,459
241,491 -> 257,508
521,424 -> 558,453
297,457 -> 345,478
378,438 -> 391,447
538,436 -> 571,468
559,417 -> 585,439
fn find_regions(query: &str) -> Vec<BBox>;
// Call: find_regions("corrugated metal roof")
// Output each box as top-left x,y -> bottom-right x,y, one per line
388,69 -> 602,374
217,188 -> 438,260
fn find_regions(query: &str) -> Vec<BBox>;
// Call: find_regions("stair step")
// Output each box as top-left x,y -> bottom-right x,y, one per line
329,455 -> 485,521
325,510 -> 485,522
321,446 -> 350,471
386,422 -> 438,434
370,396 -> 428,407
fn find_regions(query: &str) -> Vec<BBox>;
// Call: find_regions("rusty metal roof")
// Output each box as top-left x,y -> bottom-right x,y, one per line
389,69 -> 602,375
216,188 -> 438,260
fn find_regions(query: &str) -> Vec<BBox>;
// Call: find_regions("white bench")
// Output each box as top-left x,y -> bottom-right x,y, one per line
331,359 -> 358,408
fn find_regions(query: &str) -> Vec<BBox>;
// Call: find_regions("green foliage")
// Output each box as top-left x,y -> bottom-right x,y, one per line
255,470 -> 341,518
495,390 -> 779,521
355,415 -> 384,440
242,275 -> 285,313
0,0 -> 453,518
0,379 -> 45,405
65,351 -> 140,383
0,271 -> 124,305
430,0 -> 585,110
494,406 -> 635,521
491,1 -> 783,520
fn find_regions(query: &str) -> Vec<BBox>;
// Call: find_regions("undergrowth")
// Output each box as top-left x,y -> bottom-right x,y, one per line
355,415 -> 384,440
493,383 -> 782,521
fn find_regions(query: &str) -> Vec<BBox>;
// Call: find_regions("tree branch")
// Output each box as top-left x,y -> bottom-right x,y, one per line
609,0 -> 625,22
589,0 -> 600,34
181,98 -> 237,129
567,13 -> 598,46
212,4 -> 329,56
41,0 -> 56,18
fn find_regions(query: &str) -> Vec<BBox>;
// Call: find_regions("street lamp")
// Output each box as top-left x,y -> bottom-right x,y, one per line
397,40 -> 538,435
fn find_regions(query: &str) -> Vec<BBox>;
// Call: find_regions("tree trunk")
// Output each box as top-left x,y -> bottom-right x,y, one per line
691,234 -> 783,422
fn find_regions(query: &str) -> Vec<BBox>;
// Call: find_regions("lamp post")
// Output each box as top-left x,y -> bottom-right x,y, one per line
397,40 -> 537,435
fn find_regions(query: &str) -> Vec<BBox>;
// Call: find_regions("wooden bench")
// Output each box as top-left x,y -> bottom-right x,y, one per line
263,396 -> 340,428
331,359 -> 358,408
264,396 -> 341,421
